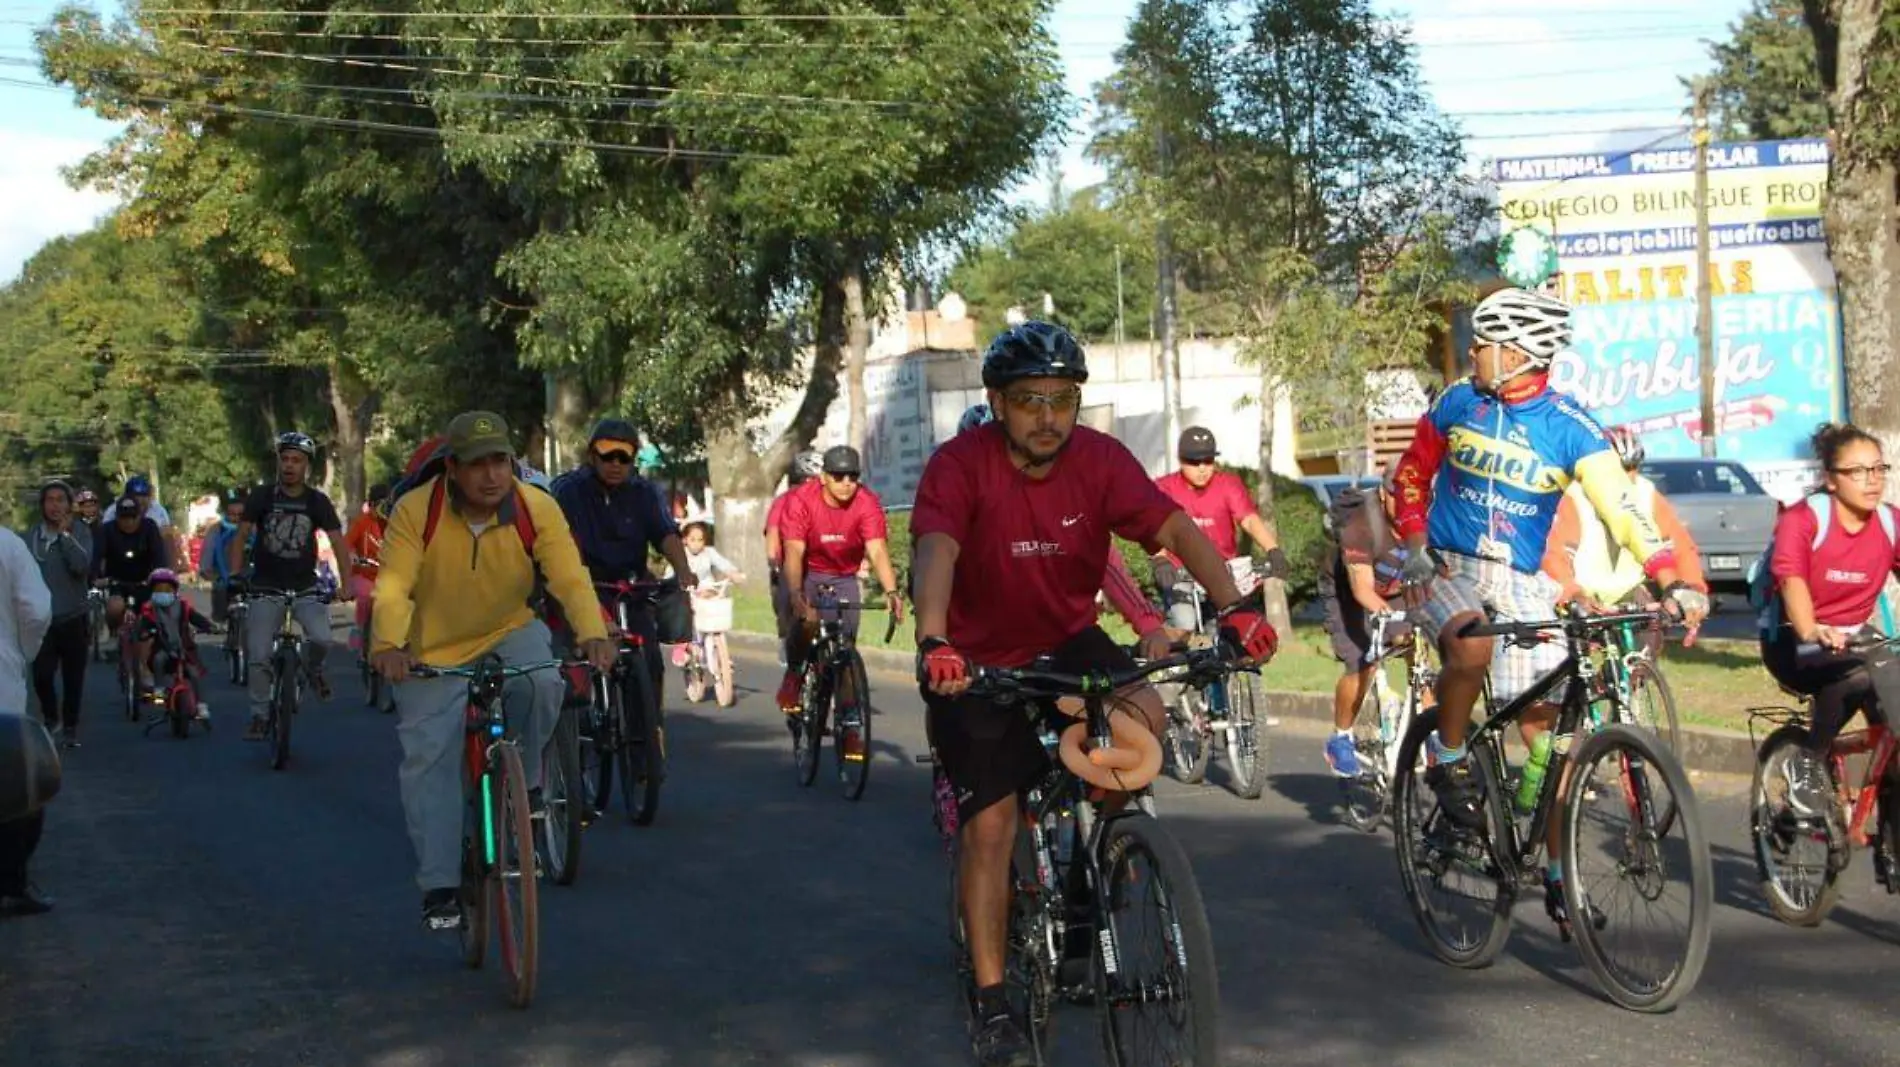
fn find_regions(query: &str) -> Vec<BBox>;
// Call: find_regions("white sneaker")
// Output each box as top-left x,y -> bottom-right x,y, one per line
195,704 -> 212,722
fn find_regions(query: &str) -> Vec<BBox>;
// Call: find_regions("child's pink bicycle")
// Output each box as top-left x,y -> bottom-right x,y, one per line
679,579 -> 735,708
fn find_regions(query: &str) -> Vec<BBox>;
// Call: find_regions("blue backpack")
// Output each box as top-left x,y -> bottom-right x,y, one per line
1747,494 -> 1898,635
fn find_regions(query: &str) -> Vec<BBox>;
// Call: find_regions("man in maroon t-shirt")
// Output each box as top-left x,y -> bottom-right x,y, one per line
1152,425 -> 1289,631
778,445 -> 905,715
764,450 -> 823,664
912,322 -> 1277,1067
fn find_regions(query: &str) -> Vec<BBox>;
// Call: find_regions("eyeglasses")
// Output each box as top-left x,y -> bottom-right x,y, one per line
595,450 -> 635,465
827,471 -> 861,483
1831,463 -> 1892,484
1002,388 -> 1082,414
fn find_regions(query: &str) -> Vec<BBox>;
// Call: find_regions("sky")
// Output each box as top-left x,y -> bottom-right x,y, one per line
0,0 -> 1752,283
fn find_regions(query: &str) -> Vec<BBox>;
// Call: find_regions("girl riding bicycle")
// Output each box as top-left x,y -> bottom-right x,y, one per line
671,522 -> 744,672
1762,422 -> 1900,806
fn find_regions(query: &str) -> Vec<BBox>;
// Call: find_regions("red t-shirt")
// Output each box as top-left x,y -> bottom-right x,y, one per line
1155,470 -> 1257,559
764,486 -> 811,565
1770,498 -> 1900,628
912,424 -> 1181,667
782,482 -> 887,577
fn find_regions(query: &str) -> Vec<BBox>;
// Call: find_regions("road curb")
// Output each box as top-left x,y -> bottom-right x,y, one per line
725,629 -> 1765,780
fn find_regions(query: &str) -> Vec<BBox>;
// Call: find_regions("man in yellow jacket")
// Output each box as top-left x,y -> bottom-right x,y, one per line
371,410 -> 615,930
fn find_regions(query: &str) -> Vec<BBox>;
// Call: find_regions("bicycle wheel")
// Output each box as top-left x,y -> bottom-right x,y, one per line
711,633 -> 735,708
1341,676 -> 1398,834
1391,711 -> 1516,969
541,705 -> 586,886
1612,662 -> 1681,834
459,795 -> 490,970
1561,724 -> 1712,1012
1223,672 -> 1270,801
489,743 -> 540,1009
168,688 -> 192,740
793,666 -> 824,788
833,651 -> 872,801
120,657 -> 138,722
1750,723 -> 1842,927
1093,813 -> 1220,1066
269,654 -> 295,771
580,681 -> 614,821
1166,688 -> 1209,785
617,663 -> 664,826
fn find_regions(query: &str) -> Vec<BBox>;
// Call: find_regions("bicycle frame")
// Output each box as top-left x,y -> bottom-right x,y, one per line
1364,611 -> 1432,787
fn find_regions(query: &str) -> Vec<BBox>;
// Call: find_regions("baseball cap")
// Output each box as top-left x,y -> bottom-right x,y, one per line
822,445 -> 862,475
114,496 -> 141,517
588,418 -> 639,452
125,475 -> 153,495
1178,426 -> 1219,462
445,411 -> 514,462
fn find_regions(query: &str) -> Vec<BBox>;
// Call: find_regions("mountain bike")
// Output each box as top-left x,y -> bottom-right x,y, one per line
924,644 -> 1245,1065
680,578 -> 736,708
410,656 -> 570,1010
1340,610 -> 1438,833
1160,557 -> 1271,799
242,586 -> 330,772
581,577 -> 676,827
788,581 -> 892,802
1750,632 -> 1900,927
1392,606 -> 1712,1013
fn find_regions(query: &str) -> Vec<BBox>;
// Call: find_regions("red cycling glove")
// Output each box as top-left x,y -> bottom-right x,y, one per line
1219,608 -> 1279,664
918,637 -> 968,689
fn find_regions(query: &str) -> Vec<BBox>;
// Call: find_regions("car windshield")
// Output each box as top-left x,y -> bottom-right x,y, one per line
1641,461 -> 1764,496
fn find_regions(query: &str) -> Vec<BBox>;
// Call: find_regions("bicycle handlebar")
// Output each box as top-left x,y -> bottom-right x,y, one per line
1795,631 -> 1900,658
234,586 -> 332,605
1459,605 -> 1668,646
966,644 -> 1248,702
408,658 -> 578,681
593,577 -> 681,599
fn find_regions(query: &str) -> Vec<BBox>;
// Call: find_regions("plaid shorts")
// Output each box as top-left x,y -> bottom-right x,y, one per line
1417,550 -> 1566,704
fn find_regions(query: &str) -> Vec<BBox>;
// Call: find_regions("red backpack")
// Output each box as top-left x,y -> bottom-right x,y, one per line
418,477 -> 538,557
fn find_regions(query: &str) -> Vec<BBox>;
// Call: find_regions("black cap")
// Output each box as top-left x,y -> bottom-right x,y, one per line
1178,426 -> 1218,462
114,496 -> 141,516
822,445 -> 861,475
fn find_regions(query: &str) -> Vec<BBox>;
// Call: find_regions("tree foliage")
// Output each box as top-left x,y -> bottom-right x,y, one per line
947,187 -> 1156,341
1702,0 -> 1830,140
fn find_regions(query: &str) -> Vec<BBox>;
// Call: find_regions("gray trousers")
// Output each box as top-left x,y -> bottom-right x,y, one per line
395,620 -> 562,892
247,596 -> 332,715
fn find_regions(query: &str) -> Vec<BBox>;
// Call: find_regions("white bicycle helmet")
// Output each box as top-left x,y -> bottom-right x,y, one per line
957,403 -> 994,435
1471,287 -> 1572,364
790,450 -> 824,484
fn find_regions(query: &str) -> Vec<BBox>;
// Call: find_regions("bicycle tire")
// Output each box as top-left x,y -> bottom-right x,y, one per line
121,658 -> 138,722
490,743 -> 540,1009
1562,724 -> 1712,1012
1093,813 -> 1221,1066
683,651 -> 708,704
1614,661 -> 1681,835
229,635 -> 248,688
794,666 -> 824,788
542,705 -> 586,886
1224,671 -> 1270,801
834,651 -> 872,801
617,661 -> 663,826
1750,723 -> 1842,927
168,688 -> 192,740
1167,688 -> 1209,786
269,651 -> 296,771
1342,676 -> 1397,834
711,633 -> 735,708
582,681 -> 615,820
1391,711 -> 1516,969
459,798 -> 490,970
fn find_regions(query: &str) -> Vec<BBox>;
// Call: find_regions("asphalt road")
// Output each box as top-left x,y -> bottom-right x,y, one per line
3,633 -> 1897,1067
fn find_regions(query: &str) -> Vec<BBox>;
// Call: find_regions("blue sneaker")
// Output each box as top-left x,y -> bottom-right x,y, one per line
1324,732 -> 1361,778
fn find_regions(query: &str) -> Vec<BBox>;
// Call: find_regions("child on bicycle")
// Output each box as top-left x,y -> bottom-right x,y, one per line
673,522 -> 744,669
1319,478 -> 1412,779
135,568 -> 216,722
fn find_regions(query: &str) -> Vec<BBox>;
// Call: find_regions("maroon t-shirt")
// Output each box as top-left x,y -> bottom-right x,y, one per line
1155,470 -> 1256,560
1771,498 -> 1900,628
912,423 -> 1181,667
782,482 -> 887,577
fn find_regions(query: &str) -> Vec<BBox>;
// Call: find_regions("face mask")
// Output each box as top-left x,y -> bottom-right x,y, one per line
152,592 -> 178,609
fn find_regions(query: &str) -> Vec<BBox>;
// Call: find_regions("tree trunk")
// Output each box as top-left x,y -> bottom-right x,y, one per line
1254,369 -> 1294,639
1815,1 -> 1900,456
703,278 -> 848,594
550,373 -> 592,473
326,359 -> 374,514
844,265 -> 871,455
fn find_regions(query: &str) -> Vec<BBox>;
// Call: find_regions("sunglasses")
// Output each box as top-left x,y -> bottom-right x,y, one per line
826,471 -> 862,483
595,450 -> 635,465
1180,457 -> 1216,467
1003,388 -> 1082,414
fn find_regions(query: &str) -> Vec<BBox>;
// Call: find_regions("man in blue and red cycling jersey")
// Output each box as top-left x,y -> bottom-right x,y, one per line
1390,286 -> 1709,924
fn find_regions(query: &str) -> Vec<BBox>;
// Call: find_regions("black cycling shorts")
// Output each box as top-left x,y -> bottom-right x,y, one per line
923,625 -> 1133,823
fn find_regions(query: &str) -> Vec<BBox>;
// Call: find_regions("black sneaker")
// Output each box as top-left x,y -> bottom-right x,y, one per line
970,1010 -> 1036,1067
421,888 -> 461,931
1425,758 -> 1487,831
1542,874 -> 1605,943
527,789 -> 547,821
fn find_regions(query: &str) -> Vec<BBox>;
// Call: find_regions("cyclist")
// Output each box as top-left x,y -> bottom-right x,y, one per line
344,484 -> 391,655
550,418 -> 696,704
91,496 -> 168,664
1762,421 -> 1900,812
230,432 -> 354,741
776,445 -> 905,724
369,411 -> 615,930
73,489 -> 101,537
956,401 -> 1179,660
124,475 -> 181,572
1543,426 -> 1707,636
913,321 -> 1277,1067
766,450 -> 825,665
133,567 -> 214,724
1389,286 -> 1707,925
1151,426 -> 1290,631
199,488 -> 248,627
1318,478 -> 1412,778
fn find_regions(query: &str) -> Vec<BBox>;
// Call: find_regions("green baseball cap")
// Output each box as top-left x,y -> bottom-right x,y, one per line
446,411 -> 514,462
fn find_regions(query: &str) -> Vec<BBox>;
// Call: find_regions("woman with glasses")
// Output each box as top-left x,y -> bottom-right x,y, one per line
1761,421 -> 1900,803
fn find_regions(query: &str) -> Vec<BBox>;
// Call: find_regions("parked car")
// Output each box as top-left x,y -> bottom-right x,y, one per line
1639,458 -> 1779,591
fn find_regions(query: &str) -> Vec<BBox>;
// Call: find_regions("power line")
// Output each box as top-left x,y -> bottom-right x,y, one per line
163,24 -> 886,49
1465,123 -> 1690,142
134,8 -> 911,21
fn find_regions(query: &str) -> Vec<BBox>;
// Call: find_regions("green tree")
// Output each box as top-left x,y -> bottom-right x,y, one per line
1702,0 -> 1830,139
948,187 -> 1155,341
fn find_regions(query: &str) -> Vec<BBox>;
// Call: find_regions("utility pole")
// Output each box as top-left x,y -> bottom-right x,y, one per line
1693,80 -> 1718,459
1155,125 -> 1183,458
1114,244 -> 1126,348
